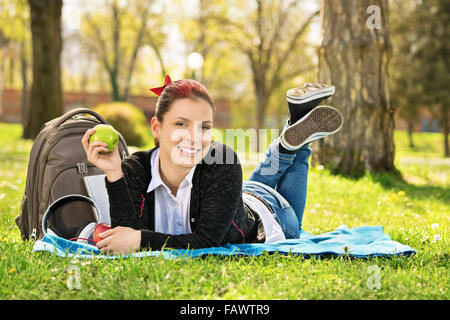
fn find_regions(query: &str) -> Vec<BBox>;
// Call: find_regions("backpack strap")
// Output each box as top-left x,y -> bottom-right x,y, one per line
54,107 -> 130,160
54,107 -> 109,127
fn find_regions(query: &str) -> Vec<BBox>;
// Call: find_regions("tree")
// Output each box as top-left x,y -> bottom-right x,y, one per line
389,0 -> 423,149
81,0 -> 166,101
314,0 -> 395,175
178,0 -> 247,94
389,0 -> 450,157
23,0 -> 63,139
210,0 -> 319,151
0,0 -> 30,125
176,0 -> 257,132
410,0 -> 450,157
0,29 -> 10,120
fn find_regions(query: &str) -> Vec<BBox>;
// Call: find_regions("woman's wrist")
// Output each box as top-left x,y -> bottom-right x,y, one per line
105,168 -> 123,182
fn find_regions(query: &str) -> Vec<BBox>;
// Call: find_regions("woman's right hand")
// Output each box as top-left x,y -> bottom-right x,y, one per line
81,128 -> 122,179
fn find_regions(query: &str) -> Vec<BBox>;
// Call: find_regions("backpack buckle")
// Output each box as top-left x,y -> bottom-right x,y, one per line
77,162 -> 88,174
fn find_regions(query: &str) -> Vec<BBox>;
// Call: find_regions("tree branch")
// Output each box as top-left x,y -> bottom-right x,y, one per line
275,9 -> 319,71
111,0 -> 120,79
264,0 -> 299,69
147,30 -> 167,79
123,0 -> 151,99
83,12 -> 112,73
270,10 -> 319,91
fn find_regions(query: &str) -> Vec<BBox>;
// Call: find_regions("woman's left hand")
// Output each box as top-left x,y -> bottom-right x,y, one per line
96,226 -> 141,255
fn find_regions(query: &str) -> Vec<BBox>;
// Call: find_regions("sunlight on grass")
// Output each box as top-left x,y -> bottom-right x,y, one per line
394,130 -> 445,159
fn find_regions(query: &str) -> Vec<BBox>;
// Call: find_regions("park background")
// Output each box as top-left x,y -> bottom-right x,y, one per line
0,0 -> 448,300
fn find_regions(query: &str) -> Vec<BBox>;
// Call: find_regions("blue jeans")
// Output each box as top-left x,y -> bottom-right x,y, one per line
242,136 -> 312,239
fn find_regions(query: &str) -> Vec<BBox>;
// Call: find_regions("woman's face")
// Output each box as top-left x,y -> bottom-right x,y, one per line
151,97 -> 213,168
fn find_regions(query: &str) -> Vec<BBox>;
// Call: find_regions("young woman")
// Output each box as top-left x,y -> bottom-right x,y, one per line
81,76 -> 343,255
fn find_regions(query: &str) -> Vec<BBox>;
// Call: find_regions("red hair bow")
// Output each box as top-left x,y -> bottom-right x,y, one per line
149,75 -> 173,96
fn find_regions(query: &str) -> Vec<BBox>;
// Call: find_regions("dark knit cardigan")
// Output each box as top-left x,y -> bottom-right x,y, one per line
104,140 -> 259,250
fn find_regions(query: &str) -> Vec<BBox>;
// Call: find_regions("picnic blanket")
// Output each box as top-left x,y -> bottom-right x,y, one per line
32,225 -> 416,260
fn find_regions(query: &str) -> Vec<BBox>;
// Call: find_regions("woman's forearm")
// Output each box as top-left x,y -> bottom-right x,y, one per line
104,174 -> 146,230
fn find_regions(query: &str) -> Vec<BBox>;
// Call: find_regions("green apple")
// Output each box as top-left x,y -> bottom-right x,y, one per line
89,124 -> 119,153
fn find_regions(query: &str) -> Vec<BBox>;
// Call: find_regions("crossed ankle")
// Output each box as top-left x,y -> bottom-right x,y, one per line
278,141 -> 297,154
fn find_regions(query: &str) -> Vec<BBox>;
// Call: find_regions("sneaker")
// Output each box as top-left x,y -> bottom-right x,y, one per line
287,83 -> 335,125
287,83 -> 335,104
280,105 -> 343,151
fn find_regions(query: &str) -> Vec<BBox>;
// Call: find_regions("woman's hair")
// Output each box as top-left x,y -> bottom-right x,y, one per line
153,79 -> 215,147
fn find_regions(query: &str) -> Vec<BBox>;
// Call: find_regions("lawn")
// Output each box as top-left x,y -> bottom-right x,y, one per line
0,123 -> 448,300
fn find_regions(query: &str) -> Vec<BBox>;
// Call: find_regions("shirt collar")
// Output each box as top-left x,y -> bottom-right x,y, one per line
147,148 -> 163,193
147,148 -> 197,193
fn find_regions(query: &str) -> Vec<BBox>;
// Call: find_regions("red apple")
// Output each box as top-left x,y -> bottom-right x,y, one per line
93,223 -> 111,244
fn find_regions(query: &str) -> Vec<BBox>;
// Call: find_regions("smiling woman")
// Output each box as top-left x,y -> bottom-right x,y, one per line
81,75 -> 343,255
151,79 -> 215,176
82,77 -> 250,254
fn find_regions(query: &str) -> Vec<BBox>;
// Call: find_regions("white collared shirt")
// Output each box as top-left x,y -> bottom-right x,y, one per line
147,148 -> 197,235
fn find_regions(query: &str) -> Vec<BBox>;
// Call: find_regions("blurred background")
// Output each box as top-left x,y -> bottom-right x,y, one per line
0,0 -> 448,176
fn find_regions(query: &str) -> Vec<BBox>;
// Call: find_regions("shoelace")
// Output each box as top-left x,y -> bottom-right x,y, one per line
305,83 -> 330,89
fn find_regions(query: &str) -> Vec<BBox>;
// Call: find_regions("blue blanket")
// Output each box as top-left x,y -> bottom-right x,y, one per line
32,225 -> 416,260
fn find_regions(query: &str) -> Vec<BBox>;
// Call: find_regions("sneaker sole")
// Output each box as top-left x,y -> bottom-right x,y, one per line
283,106 -> 343,149
286,86 -> 335,104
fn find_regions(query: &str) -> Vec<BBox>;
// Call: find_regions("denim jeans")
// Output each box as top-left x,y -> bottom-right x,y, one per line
242,134 -> 312,239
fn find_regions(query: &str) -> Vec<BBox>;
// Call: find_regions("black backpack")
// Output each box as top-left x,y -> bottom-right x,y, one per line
15,107 -> 129,240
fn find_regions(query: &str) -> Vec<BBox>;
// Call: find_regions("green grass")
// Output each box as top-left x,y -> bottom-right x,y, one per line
0,123 -> 448,299
394,130 -> 445,158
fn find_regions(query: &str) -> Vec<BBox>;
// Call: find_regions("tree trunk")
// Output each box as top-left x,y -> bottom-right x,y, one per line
253,76 -> 269,153
24,0 -> 63,139
0,31 -> 9,120
109,70 -> 122,101
0,49 -> 6,120
442,104 -> 449,158
313,0 -> 395,175
407,120 -> 415,149
110,1 -> 122,101
20,40 -> 29,132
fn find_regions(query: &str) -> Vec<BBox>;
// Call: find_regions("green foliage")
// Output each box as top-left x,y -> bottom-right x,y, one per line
409,0 -> 450,107
0,0 -> 30,89
177,0 -> 318,130
0,0 -> 29,42
390,0 -> 450,126
177,0 -> 251,100
79,0 -> 167,100
389,0 -> 422,125
92,102 -> 150,147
